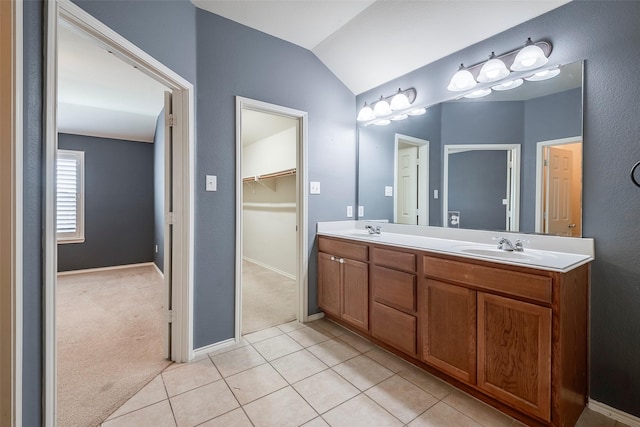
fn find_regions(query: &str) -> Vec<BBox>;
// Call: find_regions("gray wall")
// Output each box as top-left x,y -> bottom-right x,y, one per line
153,111 -> 165,272
57,133 -> 155,271
357,1 -> 640,416
194,10 -> 356,348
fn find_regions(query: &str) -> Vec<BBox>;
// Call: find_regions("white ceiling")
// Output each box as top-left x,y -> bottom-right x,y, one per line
57,23 -> 168,142
241,109 -> 298,146
192,0 -> 570,95
58,1 -> 571,141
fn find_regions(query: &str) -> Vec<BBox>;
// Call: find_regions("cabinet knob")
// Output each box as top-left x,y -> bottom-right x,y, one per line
330,256 -> 336,261
339,258 -> 346,264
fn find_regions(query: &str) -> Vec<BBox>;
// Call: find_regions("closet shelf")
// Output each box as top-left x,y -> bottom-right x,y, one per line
242,168 -> 296,192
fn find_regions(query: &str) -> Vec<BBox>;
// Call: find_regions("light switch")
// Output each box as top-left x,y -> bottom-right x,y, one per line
384,186 -> 393,197
358,206 -> 364,217
310,181 -> 321,194
434,190 -> 439,199
206,175 -> 217,191
502,198 -> 508,205
346,206 -> 353,218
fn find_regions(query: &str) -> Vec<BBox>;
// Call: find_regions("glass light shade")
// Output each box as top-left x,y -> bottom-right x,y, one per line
391,114 -> 408,121
408,107 -> 426,116
477,58 -> 510,83
511,44 -> 548,71
373,98 -> 392,117
464,88 -> 492,99
373,119 -> 391,126
525,67 -> 560,81
356,103 -> 375,122
390,92 -> 411,111
447,68 -> 477,92
492,78 -> 524,91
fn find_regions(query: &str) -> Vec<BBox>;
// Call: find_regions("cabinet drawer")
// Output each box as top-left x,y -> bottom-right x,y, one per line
371,302 -> 417,355
423,256 -> 552,304
371,266 -> 416,312
372,247 -> 416,272
319,237 -> 368,262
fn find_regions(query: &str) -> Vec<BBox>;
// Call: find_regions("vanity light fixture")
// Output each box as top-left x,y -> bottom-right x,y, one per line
357,87 -> 419,125
511,38 -> 548,71
447,64 -> 477,92
525,67 -> 561,81
477,53 -> 510,83
492,78 -> 524,91
407,107 -> 426,116
446,38 -> 552,95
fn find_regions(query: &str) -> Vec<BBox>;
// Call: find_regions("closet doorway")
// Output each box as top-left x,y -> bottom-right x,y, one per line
235,98 -> 309,337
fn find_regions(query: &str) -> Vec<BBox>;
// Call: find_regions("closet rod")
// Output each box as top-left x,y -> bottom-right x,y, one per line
242,168 -> 296,183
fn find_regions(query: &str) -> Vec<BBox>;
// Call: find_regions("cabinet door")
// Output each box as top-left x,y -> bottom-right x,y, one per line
477,292 -> 552,421
422,279 -> 476,384
341,258 -> 369,331
318,252 -> 341,318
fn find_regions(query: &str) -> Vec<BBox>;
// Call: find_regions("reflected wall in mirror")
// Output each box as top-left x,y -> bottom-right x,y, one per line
357,61 -> 583,236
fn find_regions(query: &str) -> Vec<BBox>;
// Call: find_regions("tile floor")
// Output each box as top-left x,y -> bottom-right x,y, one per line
102,319 -> 628,427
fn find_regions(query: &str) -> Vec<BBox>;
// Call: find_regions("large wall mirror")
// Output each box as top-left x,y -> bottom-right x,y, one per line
357,60 -> 583,236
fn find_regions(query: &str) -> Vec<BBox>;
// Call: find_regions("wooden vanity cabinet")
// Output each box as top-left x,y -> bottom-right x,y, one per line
318,237 -> 369,331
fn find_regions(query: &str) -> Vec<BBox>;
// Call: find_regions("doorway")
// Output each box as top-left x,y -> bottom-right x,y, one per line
235,97 -> 309,340
394,134 -> 429,225
535,137 -> 582,236
44,2 -> 195,425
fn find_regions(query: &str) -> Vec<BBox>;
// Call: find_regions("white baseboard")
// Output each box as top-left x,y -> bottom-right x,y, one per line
152,262 -> 164,278
57,262 -> 156,276
192,338 -> 237,359
243,257 -> 296,280
306,312 -> 325,322
589,399 -> 640,427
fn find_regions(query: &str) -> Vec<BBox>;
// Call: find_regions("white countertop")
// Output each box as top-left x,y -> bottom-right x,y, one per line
317,221 -> 594,273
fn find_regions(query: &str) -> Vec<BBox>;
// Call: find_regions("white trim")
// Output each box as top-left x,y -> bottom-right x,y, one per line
192,338 -> 237,360
442,144 -> 520,232
393,134 -> 429,226
534,136 -> 582,233
235,97 -> 309,343
242,257 -> 296,281
152,262 -> 164,279
588,399 -> 640,427
306,312 -> 325,322
56,262 -> 157,276
45,1 -> 196,424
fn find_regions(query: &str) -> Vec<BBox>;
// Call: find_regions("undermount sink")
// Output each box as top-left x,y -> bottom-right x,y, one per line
455,246 -> 546,262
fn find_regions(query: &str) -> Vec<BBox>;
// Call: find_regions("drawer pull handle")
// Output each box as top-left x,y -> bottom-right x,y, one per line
339,258 -> 346,264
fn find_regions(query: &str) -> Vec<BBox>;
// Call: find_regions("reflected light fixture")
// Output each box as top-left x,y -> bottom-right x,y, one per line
492,78 -> 524,91
525,67 -> 560,81
447,64 -> 477,92
373,96 -> 392,117
408,107 -> 426,116
477,52 -> 510,83
357,88 -> 420,126
511,37 -> 549,71
464,88 -> 492,99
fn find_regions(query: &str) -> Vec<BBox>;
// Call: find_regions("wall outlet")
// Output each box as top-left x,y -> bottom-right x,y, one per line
206,175 -> 217,191
346,206 -> 353,218
358,206 -> 364,217
385,186 -> 393,197
310,181 -> 321,194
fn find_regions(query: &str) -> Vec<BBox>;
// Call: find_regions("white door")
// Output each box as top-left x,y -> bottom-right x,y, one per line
396,146 -> 418,225
545,146 -> 573,236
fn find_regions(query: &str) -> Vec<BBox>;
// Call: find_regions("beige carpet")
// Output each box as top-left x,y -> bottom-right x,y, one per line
242,260 -> 297,334
56,264 -> 172,427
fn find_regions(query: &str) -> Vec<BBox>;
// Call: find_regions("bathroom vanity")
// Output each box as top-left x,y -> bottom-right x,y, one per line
317,222 -> 593,427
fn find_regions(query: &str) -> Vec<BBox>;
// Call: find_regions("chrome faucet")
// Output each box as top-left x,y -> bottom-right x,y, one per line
365,225 -> 382,235
496,237 -> 524,252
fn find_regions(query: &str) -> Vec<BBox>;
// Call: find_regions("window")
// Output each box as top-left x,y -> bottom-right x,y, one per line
56,149 -> 85,243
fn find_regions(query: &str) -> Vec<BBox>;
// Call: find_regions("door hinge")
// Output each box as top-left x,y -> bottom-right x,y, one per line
167,212 -> 175,225
544,159 -> 548,166
167,114 -> 175,127
166,309 -> 175,323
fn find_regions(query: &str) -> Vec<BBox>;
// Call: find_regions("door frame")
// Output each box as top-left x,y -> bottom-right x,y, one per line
534,136 -> 582,233
393,134 -> 429,225
0,0 -> 23,425
44,1 -> 195,424
235,97 -> 309,341
443,144 -> 521,231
